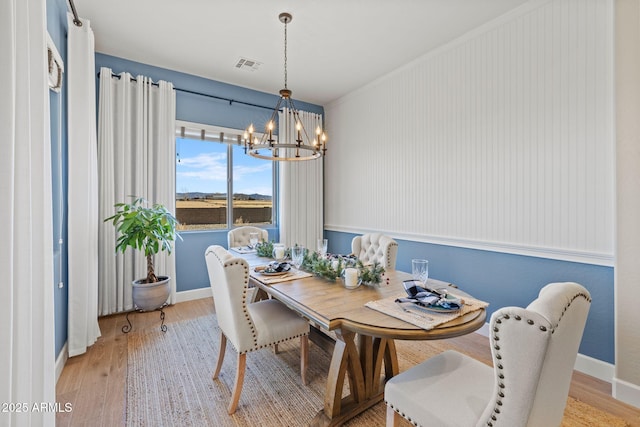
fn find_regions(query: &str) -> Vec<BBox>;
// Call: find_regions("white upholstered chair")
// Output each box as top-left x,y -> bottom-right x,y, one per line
227,226 -> 268,249
204,245 -> 309,414
352,233 -> 398,270
385,282 -> 591,427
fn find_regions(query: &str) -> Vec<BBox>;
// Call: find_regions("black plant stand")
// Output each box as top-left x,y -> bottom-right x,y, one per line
122,303 -> 168,333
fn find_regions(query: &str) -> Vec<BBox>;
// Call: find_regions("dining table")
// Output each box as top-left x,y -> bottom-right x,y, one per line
235,250 -> 487,427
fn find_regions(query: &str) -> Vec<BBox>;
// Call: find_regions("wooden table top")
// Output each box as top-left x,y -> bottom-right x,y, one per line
241,252 -> 486,340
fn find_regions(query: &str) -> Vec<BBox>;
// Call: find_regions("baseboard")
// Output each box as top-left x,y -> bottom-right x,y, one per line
613,377 -> 640,409
574,353 -> 615,383
55,342 -> 68,384
475,322 -> 614,384
175,286 -> 212,304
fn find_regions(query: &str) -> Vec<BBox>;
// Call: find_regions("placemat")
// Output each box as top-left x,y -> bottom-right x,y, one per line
250,269 -> 313,284
366,292 -> 489,331
230,246 -> 256,254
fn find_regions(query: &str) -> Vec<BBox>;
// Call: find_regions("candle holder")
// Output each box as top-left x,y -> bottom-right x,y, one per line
342,267 -> 362,289
272,243 -> 286,261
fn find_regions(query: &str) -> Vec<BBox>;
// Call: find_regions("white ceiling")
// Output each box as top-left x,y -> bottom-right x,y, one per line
72,0 -> 530,106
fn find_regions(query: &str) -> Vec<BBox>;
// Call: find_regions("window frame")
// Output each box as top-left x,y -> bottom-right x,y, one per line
175,120 -> 278,232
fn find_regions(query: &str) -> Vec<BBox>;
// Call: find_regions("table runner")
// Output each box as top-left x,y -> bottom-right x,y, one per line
250,268 -> 313,285
366,292 -> 489,330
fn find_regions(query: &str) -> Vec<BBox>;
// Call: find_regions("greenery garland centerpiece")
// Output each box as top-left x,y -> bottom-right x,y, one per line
356,259 -> 385,286
299,251 -> 386,285
255,240 -> 275,257
255,242 -> 386,285
301,250 -> 342,281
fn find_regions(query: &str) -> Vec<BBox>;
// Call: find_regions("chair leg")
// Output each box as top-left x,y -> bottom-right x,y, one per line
300,335 -> 309,385
274,343 -> 279,354
228,352 -> 247,415
213,332 -> 226,380
386,405 -> 401,427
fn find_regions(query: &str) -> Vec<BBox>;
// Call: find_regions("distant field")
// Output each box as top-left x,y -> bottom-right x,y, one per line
176,198 -> 272,229
176,199 -> 272,208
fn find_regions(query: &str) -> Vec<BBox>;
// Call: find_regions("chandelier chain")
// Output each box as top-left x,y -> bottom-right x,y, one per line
283,19 -> 288,89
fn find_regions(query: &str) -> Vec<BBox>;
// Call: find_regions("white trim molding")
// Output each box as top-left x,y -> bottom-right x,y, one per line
325,225 -> 614,267
55,342 -> 68,384
613,378 -> 640,409
174,286 -> 212,304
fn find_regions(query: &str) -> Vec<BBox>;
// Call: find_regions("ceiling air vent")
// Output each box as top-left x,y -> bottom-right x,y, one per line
235,57 -> 262,72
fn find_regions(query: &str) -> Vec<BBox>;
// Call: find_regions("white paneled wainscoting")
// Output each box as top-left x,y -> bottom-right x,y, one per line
324,0 -> 614,267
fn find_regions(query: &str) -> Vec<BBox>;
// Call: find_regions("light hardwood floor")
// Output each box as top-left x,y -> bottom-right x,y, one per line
56,298 -> 640,426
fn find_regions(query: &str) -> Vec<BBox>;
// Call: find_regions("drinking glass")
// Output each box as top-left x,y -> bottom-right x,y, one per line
249,232 -> 259,248
317,238 -> 328,257
411,259 -> 429,285
291,245 -> 304,270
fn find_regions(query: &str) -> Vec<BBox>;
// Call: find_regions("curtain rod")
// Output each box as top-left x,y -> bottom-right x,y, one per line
68,0 -> 82,27
98,72 -> 276,112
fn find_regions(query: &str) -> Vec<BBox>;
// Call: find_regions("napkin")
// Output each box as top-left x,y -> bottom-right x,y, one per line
264,261 -> 291,273
395,280 -> 462,310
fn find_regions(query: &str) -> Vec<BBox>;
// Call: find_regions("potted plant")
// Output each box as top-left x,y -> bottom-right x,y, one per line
105,197 -> 181,311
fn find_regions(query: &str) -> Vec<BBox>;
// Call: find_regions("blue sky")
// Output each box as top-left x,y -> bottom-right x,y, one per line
176,138 -> 273,196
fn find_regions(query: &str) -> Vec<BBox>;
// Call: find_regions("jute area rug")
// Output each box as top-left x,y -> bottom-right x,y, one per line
126,314 -> 628,426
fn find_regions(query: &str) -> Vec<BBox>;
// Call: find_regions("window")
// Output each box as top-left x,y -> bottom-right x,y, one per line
175,121 -> 275,231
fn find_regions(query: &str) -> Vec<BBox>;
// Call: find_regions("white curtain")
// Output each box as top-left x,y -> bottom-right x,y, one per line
98,67 -> 177,316
0,0 -> 56,424
67,13 -> 101,357
278,108 -> 324,251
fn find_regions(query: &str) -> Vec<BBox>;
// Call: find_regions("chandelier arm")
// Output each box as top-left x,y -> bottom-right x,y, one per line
288,99 -> 319,149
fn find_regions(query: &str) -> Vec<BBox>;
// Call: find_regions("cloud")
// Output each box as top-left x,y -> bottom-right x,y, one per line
177,151 -> 273,195
233,163 -> 272,180
177,152 -> 227,181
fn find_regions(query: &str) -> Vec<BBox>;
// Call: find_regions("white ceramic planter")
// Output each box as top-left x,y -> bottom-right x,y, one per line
132,276 -> 171,311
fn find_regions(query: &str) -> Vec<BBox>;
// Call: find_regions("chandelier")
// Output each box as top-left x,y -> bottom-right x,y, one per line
243,12 -> 327,161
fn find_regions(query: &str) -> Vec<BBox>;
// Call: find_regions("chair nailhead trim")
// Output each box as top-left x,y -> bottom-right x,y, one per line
386,402 -> 421,427
483,290 -> 591,426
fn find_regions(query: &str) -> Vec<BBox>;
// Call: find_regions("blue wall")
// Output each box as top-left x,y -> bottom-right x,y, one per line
47,0 -> 69,360
325,230 -> 614,363
94,54 -> 321,294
